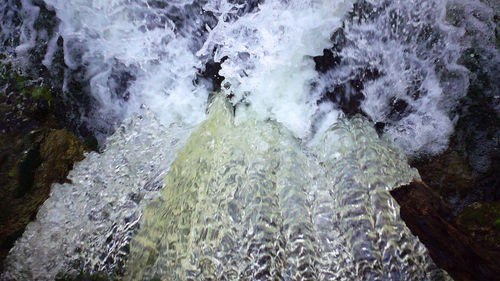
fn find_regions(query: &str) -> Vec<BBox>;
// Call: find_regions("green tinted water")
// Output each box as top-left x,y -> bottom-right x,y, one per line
125,95 -> 448,281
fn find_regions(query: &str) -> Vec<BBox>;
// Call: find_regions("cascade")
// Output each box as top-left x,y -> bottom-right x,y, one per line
1,0 -> 498,279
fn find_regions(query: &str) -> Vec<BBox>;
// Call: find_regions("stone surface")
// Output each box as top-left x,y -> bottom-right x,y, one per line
411,151 -> 477,212
0,63 -> 88,273
456,201 -> 500,250
391,180 -> 500,281
0,128 -> 87,273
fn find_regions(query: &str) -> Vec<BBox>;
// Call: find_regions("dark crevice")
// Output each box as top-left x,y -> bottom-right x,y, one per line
197,55 -> 227,93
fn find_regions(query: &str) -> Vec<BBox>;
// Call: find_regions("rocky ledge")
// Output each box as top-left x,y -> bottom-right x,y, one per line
392,180 -> 500,281
0,62 -> 92,273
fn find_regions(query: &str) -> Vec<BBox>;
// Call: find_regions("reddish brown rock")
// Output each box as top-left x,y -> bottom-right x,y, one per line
391,180 -> 500,281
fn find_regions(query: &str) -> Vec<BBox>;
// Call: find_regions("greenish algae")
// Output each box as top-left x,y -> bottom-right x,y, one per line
457,201 -> 500,248
0,62 -> 88,272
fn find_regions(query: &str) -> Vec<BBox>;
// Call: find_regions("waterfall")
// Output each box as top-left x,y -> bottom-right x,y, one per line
1,0 -> 497,279
124,94 -> 447,280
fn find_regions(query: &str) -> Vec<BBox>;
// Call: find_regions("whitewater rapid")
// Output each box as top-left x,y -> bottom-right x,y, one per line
0,0 -> 473,154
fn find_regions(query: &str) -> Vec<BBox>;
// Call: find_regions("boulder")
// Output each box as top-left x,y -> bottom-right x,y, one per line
0,129 -> 87,273
456,201 -> 500,250
0,64 -> 88,273
391,180 -> 500,281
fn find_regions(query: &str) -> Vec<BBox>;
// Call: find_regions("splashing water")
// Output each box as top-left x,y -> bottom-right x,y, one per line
1,0 -> 497,279
0,0 -> 477,151
320,0 -> 469,155
3,110 -> 193,279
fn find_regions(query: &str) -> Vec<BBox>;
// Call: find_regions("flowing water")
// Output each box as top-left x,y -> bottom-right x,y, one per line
124,95 -> 446,280
0,0 -> 498,280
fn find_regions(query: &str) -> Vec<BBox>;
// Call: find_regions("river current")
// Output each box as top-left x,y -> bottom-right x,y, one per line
1,0 -> 498,280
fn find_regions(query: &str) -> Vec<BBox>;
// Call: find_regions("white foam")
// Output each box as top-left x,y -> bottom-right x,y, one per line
13,0 -> 40,56
4,0 -> 477,155
315,0 -> 470,155
42,0 -> 211,131
200,0 -> 354,138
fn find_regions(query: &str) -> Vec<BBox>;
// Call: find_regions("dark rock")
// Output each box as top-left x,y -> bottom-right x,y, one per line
84,135 -> 99,152
0,128 -> 87,273
456,201 -> 500,250
313,26 -> 385,119
108,63 -> 136,102
405,20 -> 500,278
387,97 -> 411,122
197,56 -> 228,92
313,49 -> 341,73
0,65 -> 89,273
38,129 -> 86,185
374,122 -> 385,136
317,66 -> 381,118
15,142 -> 42,198
411,151 -> 476,211
391,180 -> 500,281
312,28 -> 345,74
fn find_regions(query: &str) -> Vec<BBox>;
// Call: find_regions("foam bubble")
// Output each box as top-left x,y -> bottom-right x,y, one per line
314,0 -> 470,155
38,0 -> 215,136
199,0 -> 354,138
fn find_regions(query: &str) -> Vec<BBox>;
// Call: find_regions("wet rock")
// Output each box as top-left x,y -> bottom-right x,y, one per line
391,180 -> 500,281
403,75 -> 500,281
313,48 -> 342,73
0,65 -> 88,273
456,201 -> 500,250
411,151 -> 476,211
15,142 -> 42,198
0,128 -> 87,273
197,58 -> 226,92
38,129 -> 86,186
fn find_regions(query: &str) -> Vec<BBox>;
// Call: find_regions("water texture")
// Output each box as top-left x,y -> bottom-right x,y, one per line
2,110 -> 192,280
124,96 -> 447,280
1,0 -> 498,279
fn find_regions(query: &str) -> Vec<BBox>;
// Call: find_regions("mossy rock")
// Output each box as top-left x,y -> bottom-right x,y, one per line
37,129 -> 86,186
13,73 -> 28,91
31,86 -> 52,102
456,201 -> 500,249
0,62 -> 95,272
0,129 -> 87,272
